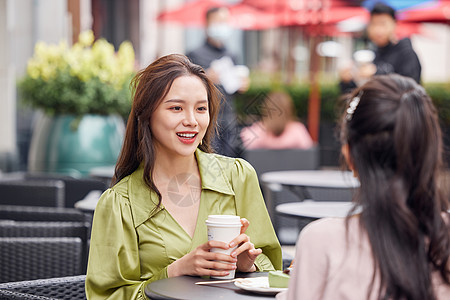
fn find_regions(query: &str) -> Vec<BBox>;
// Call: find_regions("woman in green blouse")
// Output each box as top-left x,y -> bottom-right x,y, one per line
85,54 -> 282,299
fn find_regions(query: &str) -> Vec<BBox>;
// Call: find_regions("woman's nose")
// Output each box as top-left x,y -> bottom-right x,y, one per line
182,111 -> 198,127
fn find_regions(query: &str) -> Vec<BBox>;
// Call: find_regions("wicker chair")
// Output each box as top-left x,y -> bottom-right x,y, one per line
0,275 -> 86,300
0,237 -> 83,283
0,220 -> 89,273
0,289 -> 51,299
0,180 -> 65,207
242,147 -> 320,176
0,205 -> 87,222
23,173 -> 107,208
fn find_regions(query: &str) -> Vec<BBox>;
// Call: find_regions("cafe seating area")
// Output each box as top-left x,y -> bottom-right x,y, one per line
0,147 -> 446,299
0,149 -> 327,294
0,173 -> 107,299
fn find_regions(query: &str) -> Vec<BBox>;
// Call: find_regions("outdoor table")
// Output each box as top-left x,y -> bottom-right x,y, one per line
145,272 -> 278,299
261,170 -> 359,190
260,170 -> 360,219
74,190 -> 102,213
276,201 -> 360,221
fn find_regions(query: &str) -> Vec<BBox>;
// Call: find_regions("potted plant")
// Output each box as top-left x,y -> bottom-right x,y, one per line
19,30 -> 135,176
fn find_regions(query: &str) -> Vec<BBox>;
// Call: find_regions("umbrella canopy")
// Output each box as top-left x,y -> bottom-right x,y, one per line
241,0 -> 367,27
227,3 -> 282,30
157,0 -> 280,30
157,0 -> 223,27
362,0 -> 438,10
400,0 -> 450,23
279,6 -> 369,27
242,0 -> 361,11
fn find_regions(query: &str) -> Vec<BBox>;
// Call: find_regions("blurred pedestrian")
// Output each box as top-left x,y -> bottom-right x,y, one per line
187,6 -> 249,157
339,2 -> 422,94
240,91 -> 313,150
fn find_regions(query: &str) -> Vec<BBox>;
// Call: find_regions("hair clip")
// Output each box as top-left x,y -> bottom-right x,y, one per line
346,91 -> 362,121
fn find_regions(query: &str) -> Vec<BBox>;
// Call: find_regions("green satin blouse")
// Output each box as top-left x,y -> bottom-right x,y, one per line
85,149 -> 282,299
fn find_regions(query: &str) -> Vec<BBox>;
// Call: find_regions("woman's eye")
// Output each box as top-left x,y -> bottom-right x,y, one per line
170,106 -> 182,111
197,106 -> 208,112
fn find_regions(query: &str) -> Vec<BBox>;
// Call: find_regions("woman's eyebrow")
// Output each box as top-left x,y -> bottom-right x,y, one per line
164,99 -> 185,103
164,99 -> 208,103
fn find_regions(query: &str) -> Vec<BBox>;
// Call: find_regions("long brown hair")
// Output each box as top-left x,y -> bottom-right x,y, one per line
111,54 -> 221,206
340,74 -> 449,299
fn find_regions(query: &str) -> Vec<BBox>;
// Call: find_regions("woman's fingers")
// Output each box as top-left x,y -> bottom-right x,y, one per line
248,248 -> 262,257
203,251 -> 238,263
240,218 -> 250,234
229,233 -> 250,249
189,232 -> 261,277
202,240 -> 230,251
231,241 -> 255,258
203,260 -> 237,272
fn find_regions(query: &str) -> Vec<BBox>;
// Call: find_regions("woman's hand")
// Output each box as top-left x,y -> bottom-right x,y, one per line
229,218 -> 262,272
167,241 -> 237,278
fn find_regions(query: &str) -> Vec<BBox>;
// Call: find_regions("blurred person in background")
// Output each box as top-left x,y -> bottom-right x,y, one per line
240,91 -> 313,150
188,6 -> 249,158
277,74 -> 450,300
340,2 -> 422,94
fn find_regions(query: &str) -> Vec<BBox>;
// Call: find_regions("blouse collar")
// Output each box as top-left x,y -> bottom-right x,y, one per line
128,149 -> 235,227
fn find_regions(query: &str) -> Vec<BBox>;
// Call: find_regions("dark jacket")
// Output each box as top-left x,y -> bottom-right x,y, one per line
374,38 -> 421,84
187,42 -> 242,157
340,38 -> 422,94
187,41 -> 237,71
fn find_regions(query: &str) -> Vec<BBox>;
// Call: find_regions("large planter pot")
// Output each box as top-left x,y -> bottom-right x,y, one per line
28,113 -> 125,177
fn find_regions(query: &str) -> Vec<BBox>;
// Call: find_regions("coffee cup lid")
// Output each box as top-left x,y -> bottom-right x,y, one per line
205,215 -> 241,226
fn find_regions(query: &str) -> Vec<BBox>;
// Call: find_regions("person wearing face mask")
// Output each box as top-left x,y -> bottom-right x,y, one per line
339,2 -> 422,94
187,6 -> 249,158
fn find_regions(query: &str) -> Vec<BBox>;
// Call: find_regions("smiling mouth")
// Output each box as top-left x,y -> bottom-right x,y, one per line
176,133 -> 198,144
176,133 -> 197,139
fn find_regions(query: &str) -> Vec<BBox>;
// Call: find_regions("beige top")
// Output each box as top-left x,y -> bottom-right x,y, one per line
276,216 -> 450,300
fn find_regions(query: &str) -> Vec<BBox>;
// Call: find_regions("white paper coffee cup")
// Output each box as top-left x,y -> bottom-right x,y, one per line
205,215 -> 242,279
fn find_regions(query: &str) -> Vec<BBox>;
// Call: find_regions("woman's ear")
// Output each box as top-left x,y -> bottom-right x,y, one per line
341,144 -> 357,178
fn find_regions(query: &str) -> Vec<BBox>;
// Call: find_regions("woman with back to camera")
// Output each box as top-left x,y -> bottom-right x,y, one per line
85,54 -> 282,299
240,91 -> 313,150
277,74 -> 450,300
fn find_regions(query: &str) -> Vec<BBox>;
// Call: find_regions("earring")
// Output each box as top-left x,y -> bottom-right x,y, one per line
200,139 -> 203,146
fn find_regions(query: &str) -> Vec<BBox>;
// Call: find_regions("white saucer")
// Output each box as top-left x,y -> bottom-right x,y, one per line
234,277 -> 287,295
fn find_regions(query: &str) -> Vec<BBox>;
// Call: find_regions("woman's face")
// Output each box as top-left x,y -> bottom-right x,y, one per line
151,75 -> 210,158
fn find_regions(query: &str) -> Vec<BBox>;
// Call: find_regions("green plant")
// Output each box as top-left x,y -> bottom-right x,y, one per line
235,81 -> 341,124
236,75 -> 450,126
18,31 -> 135,118
423,82 -> 450,126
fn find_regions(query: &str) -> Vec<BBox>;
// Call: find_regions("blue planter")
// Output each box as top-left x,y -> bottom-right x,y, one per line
28,113 -> 125,177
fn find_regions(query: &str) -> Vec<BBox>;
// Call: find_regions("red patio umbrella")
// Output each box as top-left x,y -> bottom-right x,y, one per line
157,0 -> 281,30
228,3 -> 281,30
279,6 -> 369,27
400,0 -> 450,23
157,0 -> 223,27
396,22 -> 423,37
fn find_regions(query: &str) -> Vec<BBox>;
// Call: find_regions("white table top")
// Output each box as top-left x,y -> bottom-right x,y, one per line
276,201 -> 360,219
261,170 -> 359,189
74,190 -> 102,212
